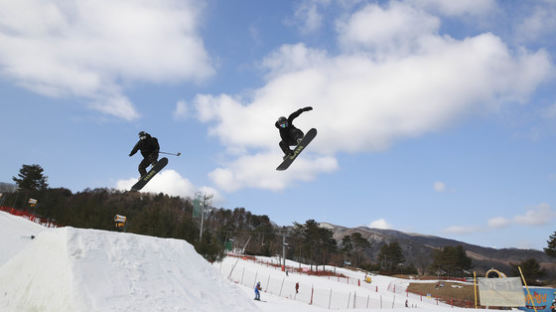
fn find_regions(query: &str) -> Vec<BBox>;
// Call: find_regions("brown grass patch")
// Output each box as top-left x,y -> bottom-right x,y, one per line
408,281 -> 476,308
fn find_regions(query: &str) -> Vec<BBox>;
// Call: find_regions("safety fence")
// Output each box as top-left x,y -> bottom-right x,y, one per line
224,263 -> 426,309
0,206 -> 58,228
226,253 -> 348,278
387,282 -> 408,294
224,254 -> 473,309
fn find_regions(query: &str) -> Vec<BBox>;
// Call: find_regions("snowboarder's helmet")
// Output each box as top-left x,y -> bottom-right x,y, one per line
138,131 -> 148,140
277,116 -> 288,128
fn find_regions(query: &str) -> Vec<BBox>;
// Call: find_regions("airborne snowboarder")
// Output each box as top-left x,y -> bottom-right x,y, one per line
275,107 -> 317,171
275,106 -> 313,159
129,131 -> 160,178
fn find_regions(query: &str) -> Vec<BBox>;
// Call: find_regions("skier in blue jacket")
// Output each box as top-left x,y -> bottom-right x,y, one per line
254,281 -> 262,301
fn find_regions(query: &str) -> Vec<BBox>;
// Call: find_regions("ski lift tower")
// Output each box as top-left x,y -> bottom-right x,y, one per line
193,192 -> 213,241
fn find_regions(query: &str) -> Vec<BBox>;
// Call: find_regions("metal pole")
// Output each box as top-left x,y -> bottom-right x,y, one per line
519,266 -> 538,312
282,232 -> 286,271
473,271 -> 478,308
199,200 -> 204,241
198,194 -> 213,241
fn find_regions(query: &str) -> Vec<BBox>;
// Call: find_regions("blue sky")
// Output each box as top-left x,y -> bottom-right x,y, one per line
1,0 -> 555,250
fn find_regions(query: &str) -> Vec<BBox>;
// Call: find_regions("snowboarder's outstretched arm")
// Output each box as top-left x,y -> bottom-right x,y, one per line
288,106 -> 312,123
129,141 -> 140,157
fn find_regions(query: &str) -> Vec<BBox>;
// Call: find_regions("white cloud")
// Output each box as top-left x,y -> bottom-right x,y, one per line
290,0 -> 331,34
433,181 -> 446,192
208,152 -> 338,192
336,2 -> 440,55
445,203 -> 554,237
116,169 -> 221,202
515,3 -> 556,43
0,0 -> 213,120
514,203 -> 556,226
409,0 -> 497,16
368,218 -> 392,230
194,1 -> 551,192
199,36 -> 550,155
487,216 -> 511,229
443,225 -> 479,235
174,100 -> 189,120
89,95 -> 139,121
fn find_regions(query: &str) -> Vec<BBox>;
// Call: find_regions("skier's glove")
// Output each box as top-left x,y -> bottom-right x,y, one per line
129,153 -> 132,157
303,106 -> 313,112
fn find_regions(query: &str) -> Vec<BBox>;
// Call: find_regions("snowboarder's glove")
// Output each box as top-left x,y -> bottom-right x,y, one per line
303,106 -> 313,112
129,153 -> 133,157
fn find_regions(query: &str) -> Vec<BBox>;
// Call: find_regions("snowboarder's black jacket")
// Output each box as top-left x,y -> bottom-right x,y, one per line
275,107 -> 311,144
130,134 -> 160,158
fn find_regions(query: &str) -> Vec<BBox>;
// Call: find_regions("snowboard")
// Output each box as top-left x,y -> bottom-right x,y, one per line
276,128 -> 317,171
131,157 -> 168,191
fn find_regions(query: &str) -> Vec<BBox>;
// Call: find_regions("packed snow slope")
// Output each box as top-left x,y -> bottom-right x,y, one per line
0,211 -> 46,266
0,214 -> 257,312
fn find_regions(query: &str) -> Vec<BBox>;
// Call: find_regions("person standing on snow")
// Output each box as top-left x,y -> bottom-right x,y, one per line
254,281 -> 262,301
129,131 -> 160,177
275,106 -> 313,159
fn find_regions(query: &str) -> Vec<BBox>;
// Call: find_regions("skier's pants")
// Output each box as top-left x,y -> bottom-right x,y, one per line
139,152 -> 159,176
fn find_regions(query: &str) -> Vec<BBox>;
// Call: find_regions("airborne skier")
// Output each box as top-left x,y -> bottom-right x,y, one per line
129,131 -> 160,177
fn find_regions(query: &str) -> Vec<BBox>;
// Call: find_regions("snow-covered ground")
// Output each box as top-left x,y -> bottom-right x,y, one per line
0,210 -> 46,266
0,211 -> 257,312
215,255 -> 487,311
0,210 -> 494,311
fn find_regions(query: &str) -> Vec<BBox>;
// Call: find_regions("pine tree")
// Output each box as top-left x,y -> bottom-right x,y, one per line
351,232 -> 371,267
511,258 -> 546,286
430,245 -> 472,277
544,231 -> 556,257
12,164 -> 48,191
378,241 -> 405,272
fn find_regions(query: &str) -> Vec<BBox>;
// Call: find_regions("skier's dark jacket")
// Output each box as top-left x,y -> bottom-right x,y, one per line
275,107 -> 311,144
130,134 -> 159,158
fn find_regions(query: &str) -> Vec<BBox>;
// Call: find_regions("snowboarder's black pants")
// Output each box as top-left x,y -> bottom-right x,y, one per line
279,130 -> 304,155
139,152 -> 159,176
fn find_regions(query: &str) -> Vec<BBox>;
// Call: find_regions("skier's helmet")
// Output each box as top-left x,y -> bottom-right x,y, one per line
138,131 -> 148,140
277,116 -> 288,128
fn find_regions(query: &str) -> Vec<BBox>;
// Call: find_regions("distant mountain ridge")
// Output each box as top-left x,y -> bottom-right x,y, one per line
319,222 -> 555,277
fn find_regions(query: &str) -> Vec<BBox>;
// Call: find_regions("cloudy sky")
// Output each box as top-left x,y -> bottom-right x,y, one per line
1,0 -> 556,250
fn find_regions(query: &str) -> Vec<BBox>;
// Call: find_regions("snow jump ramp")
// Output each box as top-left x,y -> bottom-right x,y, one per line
0,227 -> 258,312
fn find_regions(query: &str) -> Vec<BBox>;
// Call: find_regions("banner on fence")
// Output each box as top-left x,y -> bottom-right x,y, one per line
478,277 -> 525,307
518,288 -> 556,312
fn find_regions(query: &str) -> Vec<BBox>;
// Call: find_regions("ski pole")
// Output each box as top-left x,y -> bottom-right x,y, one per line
159,151 -> 181,156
